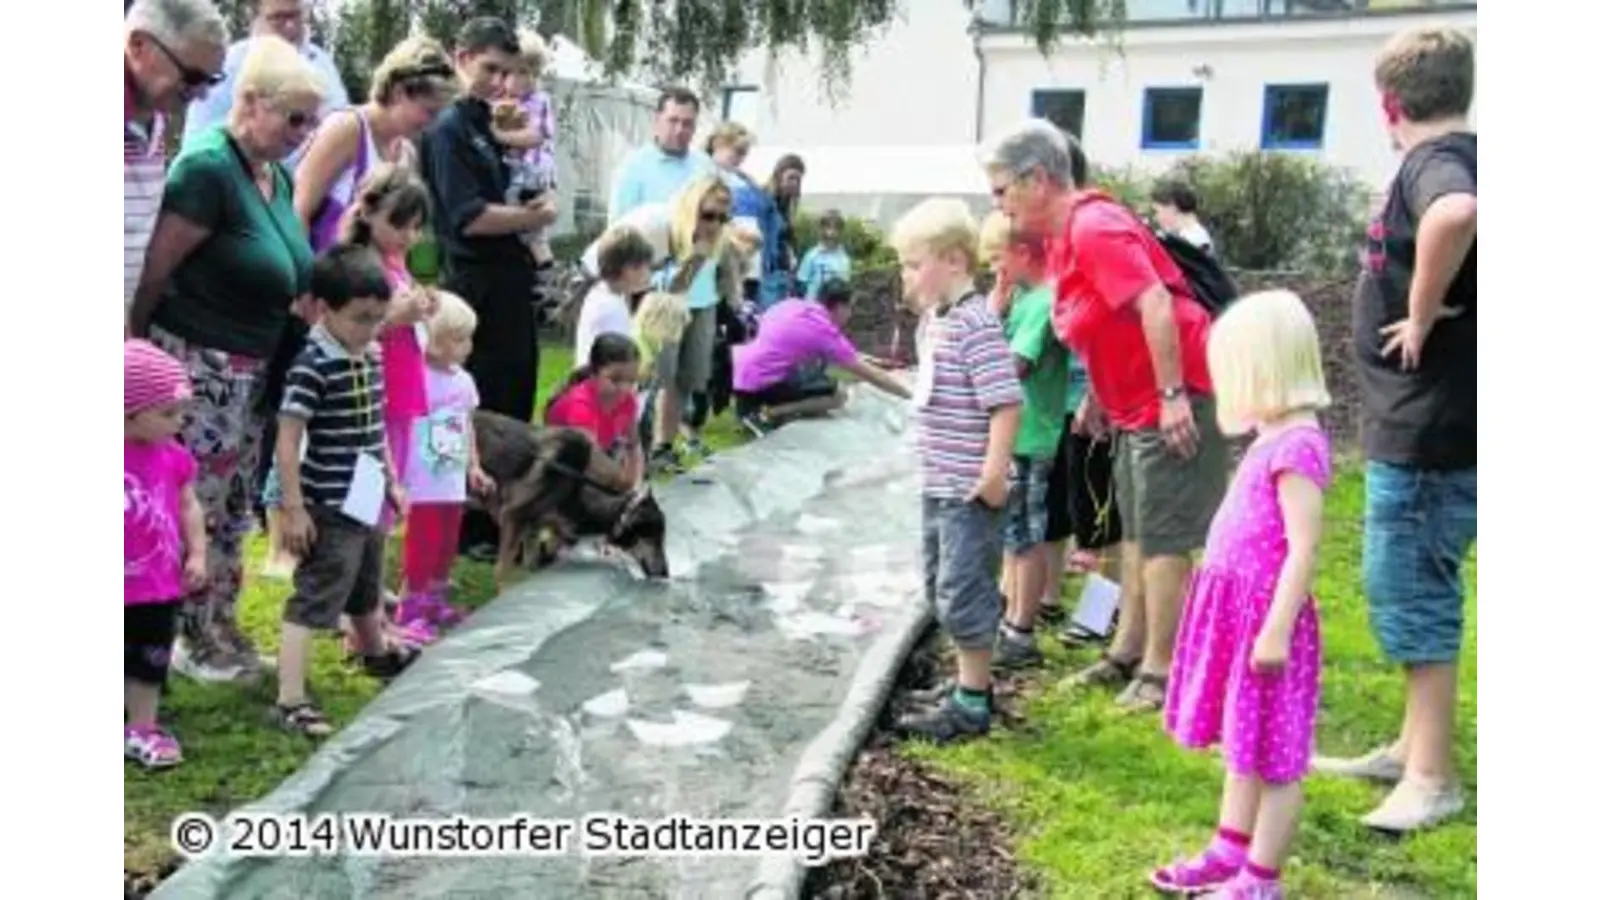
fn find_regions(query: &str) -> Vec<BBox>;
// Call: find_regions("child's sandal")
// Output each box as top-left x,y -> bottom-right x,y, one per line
361,644 -> 420,681
275,702 -> 334,738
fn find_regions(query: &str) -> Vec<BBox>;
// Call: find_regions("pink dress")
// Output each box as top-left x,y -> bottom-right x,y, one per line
379,253 -> 428,531
1164,424 -> 1332,784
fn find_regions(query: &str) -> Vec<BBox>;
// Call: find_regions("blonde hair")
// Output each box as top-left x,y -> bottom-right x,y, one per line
667,175 -> 733,268
633,291 -> 691,381
977,211 -> 1012,266
369,35 -> 458,105
427,291 -> 478,346
233,35 -> 325,106
891,198 -> 979,270
705,121 -> 753,155
1375,27 -> 1474,123
513,30 -> 550,75
1206,290 -> 1331,437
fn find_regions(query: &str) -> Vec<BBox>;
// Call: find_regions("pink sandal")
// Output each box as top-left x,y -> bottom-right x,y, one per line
1150,850 -> 1241,895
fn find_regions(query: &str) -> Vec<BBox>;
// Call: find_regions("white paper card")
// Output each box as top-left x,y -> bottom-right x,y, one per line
1071,573 -> 1122,636
341,453 -> 386,527
912,315 -> 940,408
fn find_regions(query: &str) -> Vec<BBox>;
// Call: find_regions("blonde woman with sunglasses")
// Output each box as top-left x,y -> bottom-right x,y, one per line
581,175 -> 742,473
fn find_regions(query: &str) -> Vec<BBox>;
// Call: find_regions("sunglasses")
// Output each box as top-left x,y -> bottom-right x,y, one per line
699,210 -> 730,225
283,108 -> 318,129
148,35 -> 223,89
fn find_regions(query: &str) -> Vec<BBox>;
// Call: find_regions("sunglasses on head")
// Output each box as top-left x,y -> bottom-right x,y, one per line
149,35 -> 223,88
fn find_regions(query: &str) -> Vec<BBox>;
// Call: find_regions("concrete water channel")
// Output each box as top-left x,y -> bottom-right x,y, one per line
153,391 -> 929,899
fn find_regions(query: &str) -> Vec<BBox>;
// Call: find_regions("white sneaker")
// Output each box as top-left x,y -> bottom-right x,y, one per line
1312,745 -> 1405,783
169,639 -> 245,684
1360,779 -> 1465,833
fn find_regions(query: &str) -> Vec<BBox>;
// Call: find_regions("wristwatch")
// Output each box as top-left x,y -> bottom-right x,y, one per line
1159,385 -> 1185,402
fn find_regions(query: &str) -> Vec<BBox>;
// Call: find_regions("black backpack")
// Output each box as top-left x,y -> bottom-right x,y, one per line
1152,229 -> 1239,319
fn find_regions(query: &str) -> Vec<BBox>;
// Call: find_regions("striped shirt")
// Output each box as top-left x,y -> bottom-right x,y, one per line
124,79 -> 166,310
914,293 -> 1024,500
280,326 -> 388,509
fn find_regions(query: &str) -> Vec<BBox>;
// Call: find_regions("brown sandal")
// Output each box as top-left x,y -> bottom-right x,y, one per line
1060,651 -> 1142,691
275,702 -> 334,738
1116,673 -> 1169,713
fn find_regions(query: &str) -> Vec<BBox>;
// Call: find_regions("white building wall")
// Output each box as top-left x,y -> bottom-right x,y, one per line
978,10 -> 1476,189
724,2 -> 979,149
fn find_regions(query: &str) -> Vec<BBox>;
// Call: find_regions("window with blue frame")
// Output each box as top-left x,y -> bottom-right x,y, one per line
1142,87 -> 1203,150
1031,89 -> 1086,139
1261,83 -> 1330,150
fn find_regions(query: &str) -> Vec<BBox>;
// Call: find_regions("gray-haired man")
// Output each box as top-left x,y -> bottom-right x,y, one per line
980,120 -> 1230,715
124,0 -> 227,311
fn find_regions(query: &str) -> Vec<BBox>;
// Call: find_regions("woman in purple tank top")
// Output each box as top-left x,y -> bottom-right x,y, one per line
292,36 -> 457,250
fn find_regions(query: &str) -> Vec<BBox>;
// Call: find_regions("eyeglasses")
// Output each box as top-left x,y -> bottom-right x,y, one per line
147,34 -> 224,88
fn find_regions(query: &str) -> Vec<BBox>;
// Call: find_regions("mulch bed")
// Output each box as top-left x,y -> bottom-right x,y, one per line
125,860 -> 179,900
803,628 -> 1042,899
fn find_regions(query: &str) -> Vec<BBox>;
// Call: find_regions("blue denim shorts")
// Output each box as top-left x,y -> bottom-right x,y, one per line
1003,455 -> 1054,552
1362,461 -> 1477,665
922,496 -> 1003,650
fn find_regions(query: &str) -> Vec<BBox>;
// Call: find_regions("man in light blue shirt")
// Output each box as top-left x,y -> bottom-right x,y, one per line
180,0 -> 349,164
608,87 -> 715,222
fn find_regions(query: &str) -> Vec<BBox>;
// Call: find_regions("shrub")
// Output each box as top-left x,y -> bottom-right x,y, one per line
792,211 -> 899,274
1162,152 -> 1370,274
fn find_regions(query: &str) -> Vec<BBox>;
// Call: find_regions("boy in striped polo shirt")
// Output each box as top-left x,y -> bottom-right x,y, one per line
891,199 -> 1022,744
274,246 -> 417,737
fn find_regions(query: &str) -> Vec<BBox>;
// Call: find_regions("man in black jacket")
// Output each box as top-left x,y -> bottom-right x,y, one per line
418,16 -> 557,554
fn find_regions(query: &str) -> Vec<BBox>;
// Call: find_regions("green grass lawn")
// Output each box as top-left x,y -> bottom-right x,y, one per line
124,344 -> 745,878
909,467 -> 1477,898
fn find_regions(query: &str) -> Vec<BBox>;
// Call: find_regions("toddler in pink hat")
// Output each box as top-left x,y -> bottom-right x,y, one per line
124,340 -> 208,770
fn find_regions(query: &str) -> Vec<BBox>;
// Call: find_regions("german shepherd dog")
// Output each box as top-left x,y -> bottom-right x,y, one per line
471,410 -> 670,588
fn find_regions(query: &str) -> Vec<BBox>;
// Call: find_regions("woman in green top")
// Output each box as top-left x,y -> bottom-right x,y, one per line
127,36 -> 322,684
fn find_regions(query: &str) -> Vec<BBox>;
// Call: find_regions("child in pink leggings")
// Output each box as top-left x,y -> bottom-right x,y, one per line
396,292 -> 493,641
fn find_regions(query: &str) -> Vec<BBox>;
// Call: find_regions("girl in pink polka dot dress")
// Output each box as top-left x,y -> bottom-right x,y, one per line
1149,291 -> 1334,900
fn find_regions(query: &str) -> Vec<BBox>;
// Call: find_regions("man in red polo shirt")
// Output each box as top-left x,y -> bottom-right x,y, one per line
123,0 -> 227,314
981,120 -> 1230,713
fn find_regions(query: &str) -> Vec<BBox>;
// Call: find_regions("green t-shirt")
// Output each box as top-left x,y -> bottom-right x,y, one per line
151,126 -> 315,358
1004,285 -> 1072,459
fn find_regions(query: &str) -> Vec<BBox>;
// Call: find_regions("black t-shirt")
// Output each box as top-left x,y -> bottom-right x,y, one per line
418,98 -> 533,267
1352,133 -> 1477,470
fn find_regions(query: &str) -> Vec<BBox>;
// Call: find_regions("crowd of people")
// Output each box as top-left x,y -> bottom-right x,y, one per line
124,2 -> 1475,896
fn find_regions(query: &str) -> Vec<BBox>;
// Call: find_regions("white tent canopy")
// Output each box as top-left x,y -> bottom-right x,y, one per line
741,144 -> 994,229
542,36 -> 659,237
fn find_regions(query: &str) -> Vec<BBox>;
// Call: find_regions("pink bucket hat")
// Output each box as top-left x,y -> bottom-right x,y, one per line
125,339 -> 193,415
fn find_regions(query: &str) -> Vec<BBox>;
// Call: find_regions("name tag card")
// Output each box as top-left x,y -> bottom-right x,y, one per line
341,453 -> 387,527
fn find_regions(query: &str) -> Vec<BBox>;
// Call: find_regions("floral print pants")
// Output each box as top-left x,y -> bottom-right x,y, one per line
148,325 -> 268,668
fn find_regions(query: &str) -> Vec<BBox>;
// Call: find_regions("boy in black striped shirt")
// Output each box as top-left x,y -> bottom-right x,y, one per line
274,246 -> 416,737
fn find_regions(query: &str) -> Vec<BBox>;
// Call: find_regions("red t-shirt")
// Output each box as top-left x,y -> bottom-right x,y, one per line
545,377 -> 639,459
1049,192 -> 1213,431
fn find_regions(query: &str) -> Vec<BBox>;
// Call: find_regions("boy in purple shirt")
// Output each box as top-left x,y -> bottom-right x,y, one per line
891,199 -> 1022,744
731,279 -> 910,435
